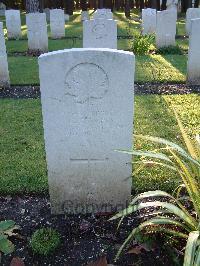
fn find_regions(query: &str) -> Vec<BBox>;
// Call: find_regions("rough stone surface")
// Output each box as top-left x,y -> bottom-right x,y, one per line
5,9 -> 21,39
187,18 -> 200,85
0,22 -> 10,87
186,8 -> 200,35
81,11 -> 90,21
43,8 -> 50,22
156,10 -> 176,48
93,9 -> 113,20
166,0 -> 178,19
26,13 -> 48,52
0,2 -> 6,16
83,19 -> 117,49
38,48 -> 135,214
142,8 -> 156,35
50,9 -> 65,39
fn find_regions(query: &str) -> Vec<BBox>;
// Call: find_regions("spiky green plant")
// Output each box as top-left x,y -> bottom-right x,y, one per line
0,220 -> 19,255
132,33 -> 154,55
110,114 -> 200,265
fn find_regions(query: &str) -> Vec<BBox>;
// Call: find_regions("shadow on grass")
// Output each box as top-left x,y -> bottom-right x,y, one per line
160,54 -> 187,77
136,54 -> 186,83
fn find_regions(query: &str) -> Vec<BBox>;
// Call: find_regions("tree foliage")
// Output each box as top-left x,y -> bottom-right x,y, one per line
1,0 -> 199,15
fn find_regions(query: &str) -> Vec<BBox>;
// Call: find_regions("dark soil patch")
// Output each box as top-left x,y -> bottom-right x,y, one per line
0,86 -> 40,99
0,83 -> 199,100
0,196 -> 175,266
135,83 -> 200,95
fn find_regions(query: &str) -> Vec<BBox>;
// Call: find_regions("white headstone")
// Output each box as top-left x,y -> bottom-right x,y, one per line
81,10 -> 89,21
39,48 -> 135,214
0,22 -> 9,87
50,9 -> 65,39
166,0 -> 178,19
142,8 -> 156,35
93,9 -> 113,20
5,10 -> 21,39
187,18 -> 200,85
0,2 -> 6,16
83,19 -> 117,49
186,8 -> 200,35
65,14 -> 69,21
26,13 -> 48,53
166,0 -> 178,9
156,10 -> 176,48
43,8 -> 50,22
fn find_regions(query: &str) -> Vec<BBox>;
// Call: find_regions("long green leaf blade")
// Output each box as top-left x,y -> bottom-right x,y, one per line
110,201 -> 197,229
184,231 -> 199,266
194,245 -> 200,266
0,220 -> 15,232
130,190 -> 174,205
115,217 -> 189,260
115,149 -> 173,163
135,134 -> 200,167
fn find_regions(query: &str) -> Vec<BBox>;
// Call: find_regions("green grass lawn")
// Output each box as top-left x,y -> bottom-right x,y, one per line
0,95 -> 199,195
8,53 -> 187,85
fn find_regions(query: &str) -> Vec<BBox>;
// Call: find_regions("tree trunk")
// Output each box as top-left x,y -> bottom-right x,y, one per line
157,0 -> 160,10
194,0 -> 200,7
115,0 -> 121,10
39,0 -> 44,12
181,0 -> 192,12
98,0 -> 104,8
26,0 -> 40,13
135,0 -> 139,8
80,0 -> 87,10
125,0 -> 131,17
65,0 -> 73,15
187,0 -> 192,8
161,0 -> 167,10
105,0 -> 113,9
151,0 -> 157,9
130,0 -> 134,9
93,0 -> 97,9
140,0 -> 145,10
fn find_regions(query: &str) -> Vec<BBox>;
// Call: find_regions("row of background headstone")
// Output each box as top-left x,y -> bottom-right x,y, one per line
4,7 -> 200,50
1,8 -> 200,86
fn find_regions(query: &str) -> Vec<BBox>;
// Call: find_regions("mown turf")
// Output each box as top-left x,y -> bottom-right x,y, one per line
0,99 -> 47,194
0,95 -> 199,195
7,53 -> 187,85
8,56 -> 39,85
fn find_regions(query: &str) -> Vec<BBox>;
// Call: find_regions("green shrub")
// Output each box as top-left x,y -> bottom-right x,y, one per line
156,45 -> 183,55
30,228 -> 61,256
110,111 -> 200,265
0,220 -> 19,255
132,34 -> 154,55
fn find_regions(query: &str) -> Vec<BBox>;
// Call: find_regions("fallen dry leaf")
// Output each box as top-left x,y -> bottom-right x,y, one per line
127,246 -> 144,255
87,256 -> 108,266
10,257 -> 25,266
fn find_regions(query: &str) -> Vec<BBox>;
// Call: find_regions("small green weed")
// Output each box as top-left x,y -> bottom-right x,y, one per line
30,228 -> 61,256
132,34 -> 154,55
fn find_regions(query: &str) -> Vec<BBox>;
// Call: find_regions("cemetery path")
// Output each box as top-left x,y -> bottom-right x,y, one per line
0,84 -> 199,99
0,195 -> 174,266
